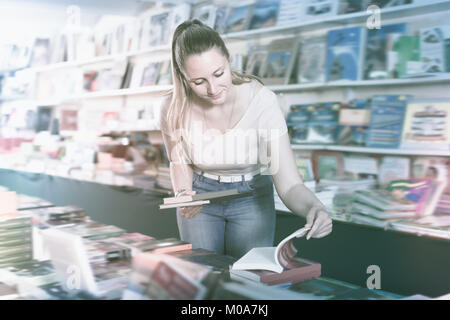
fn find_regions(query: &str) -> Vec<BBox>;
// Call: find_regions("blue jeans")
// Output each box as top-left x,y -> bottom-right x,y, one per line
177,172 -> 276,259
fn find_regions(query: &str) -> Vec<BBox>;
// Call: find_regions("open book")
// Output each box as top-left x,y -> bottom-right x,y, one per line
231,227 -> 311,274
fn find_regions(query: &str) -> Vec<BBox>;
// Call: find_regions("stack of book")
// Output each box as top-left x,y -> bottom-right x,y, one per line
435,193 -> 450,215
389,215 -> 450,239
17,194 -> 53,211
30,205 -> 87,229
230,227 -> 321,286
0,260 -> 58,292
57,221 -> 126,241
0,213 -> 34,268
349,189 -> 420,228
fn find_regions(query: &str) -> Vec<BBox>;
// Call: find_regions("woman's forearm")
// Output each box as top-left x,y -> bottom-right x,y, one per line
279,182 -> 327,218
169,162 -> 194,193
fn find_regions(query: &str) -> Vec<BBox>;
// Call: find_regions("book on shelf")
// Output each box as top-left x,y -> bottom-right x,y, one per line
326,26 -> 366,81
435,193 -> 450,214
145,11 -> 171,48
303,0 -> 339,21
350,201 -> 417,220
389,216 -> 450,239
276,0 -> 304,28
225,3 -> 254,33
245,45 -> 269,78
231,226 -> 312,274
29,38 -> 51,67
192,4 -> 217,28
296,35 -> 327,84
213,6 -> 229,34
378,156 -> 411,187
363,23 -> 408,80
156,60 -> 172,85
392,35 -> 420,78
248,0 -> 280,30
420,25 -> 450,74
366,95 -> 411,149
400,99 -> 450,151
337,99 -> 370,146
352,189 -> 418,212
313,151 -> 344,180
140,61 -> 161,86
261,37 -> 299,85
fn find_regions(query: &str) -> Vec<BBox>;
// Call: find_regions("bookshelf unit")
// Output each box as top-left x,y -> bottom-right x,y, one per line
1,1 -> 450,239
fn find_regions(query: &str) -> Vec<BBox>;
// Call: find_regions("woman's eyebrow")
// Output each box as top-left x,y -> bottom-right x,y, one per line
189,66 -> 224,81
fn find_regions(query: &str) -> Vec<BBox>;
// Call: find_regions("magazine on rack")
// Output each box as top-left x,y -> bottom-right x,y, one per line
231,227 -> 311,274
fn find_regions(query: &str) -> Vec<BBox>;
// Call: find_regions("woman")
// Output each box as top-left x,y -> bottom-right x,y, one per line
160,20 -> 332,258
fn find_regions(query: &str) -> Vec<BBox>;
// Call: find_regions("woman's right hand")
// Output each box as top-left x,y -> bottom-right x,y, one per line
177,190 -> 204,219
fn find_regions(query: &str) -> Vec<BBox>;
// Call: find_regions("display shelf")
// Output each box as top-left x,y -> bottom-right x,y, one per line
223,0 -> 450,40
7,1 -> 449,76
28,44 -> 172,74
268,73 -> 450,92
291,144 -> 450,157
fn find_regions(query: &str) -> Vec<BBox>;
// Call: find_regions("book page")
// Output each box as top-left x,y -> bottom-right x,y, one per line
275,227 -> 310,269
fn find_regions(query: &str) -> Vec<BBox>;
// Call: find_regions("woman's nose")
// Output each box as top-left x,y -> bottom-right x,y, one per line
207,80 -> 218,95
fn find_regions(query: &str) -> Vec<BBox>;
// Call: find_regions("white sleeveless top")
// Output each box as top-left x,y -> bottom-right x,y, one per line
184,81 -> 287,176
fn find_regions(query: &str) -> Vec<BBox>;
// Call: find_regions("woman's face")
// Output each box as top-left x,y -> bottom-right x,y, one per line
183,46 -> 232,106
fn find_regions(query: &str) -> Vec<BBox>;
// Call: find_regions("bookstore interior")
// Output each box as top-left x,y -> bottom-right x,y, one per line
0,0 -> 449,301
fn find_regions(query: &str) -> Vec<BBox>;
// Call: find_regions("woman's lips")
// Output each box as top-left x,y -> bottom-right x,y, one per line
208,90 -> 224,100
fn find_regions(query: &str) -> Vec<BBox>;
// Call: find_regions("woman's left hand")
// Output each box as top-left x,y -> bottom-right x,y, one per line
304,206 -> 333,240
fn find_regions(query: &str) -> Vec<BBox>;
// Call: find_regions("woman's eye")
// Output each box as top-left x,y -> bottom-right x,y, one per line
194,81 -> 203,86
215,72 -> 224,77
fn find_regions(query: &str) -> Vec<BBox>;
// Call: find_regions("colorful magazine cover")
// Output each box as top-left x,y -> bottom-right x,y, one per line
366,95 -> 411,148
326,26 -> 365,81
248,0 -> 280,30
401,99 -> 450,151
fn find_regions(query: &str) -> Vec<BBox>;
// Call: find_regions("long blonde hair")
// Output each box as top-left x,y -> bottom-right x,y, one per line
165,19 -> 261,164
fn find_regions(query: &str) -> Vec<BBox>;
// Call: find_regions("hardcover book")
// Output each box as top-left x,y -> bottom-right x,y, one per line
261,38 -> 299,85
231,226 -> 311,274
213,7 -> 229,34
366,95 -> 411,148
400,99 -> 450,151
225,4 -> 253,33
326,26 -> 365,81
